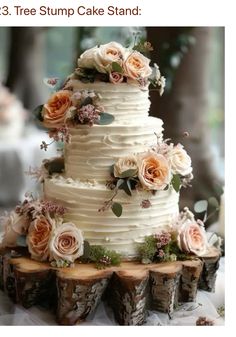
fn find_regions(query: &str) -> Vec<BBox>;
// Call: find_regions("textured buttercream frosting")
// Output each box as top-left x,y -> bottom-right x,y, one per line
44,175 -> 179,258
64,80 -> 163,181
43,80 -> 179,258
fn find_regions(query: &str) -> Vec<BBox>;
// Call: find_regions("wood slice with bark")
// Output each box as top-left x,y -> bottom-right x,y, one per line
56,264 -> 113,325
9,257 -> 56,309
179,259 -> 203,302
149,263 -> 182,317
0,249 -> 221,326
108,263 -> 149,325
198,247 -> 221,292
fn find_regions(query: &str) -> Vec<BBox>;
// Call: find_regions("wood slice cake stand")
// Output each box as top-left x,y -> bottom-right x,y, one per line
0,248 -> 220,325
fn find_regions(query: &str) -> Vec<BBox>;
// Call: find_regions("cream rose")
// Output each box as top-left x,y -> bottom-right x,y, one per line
114,155 -> 138,178
77,46 -> 99,69
0,211 -> 30,248
49,222 -> 83,263
27,215 -> 54,261
42,90 -> 72,128
177,220 -> 208,256
168,144 -> 192,176
109,72 -> 124,84
93,42 -> 125,73
138,152 -> 171,190
123,51 -> 152,80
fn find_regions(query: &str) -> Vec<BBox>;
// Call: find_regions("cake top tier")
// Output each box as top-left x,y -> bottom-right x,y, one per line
35,41 -> 165,131
75,41 -> 165,93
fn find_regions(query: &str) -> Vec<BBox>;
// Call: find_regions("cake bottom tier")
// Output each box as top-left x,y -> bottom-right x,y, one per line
44,175 -> 179,258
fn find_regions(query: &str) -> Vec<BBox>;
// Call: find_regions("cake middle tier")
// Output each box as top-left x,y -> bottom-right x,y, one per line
44,175 -> 179,258
65,116 -> 163,181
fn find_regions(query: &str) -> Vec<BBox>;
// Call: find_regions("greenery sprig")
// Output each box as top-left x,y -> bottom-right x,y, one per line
138,232 -> 193,264
81,241 -> 121,269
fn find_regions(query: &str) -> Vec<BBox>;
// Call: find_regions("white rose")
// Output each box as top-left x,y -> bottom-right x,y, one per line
77,46 -> 99,69
168,144 -> 192,176
123,50 -> 152,80
114,155 -> 138,178
49,222 -> 84,263
0,211 -> 30,248
176,219 -> 208,256
93,42 -> 125,73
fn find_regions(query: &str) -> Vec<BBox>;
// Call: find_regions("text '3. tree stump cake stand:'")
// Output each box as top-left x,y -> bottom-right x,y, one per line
0,247 -> 220,325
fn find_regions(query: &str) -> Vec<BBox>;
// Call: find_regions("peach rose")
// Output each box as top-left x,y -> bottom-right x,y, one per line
77,46 -> 99,69
114,155 -> 138,178
49,223 -> 83,263
109,72 -> 124,84
42,90 -> 72,128
176,220 -> 208,256
123,51 -> 152,80
93,42 -> 125,73
0,211 -> 30,248
168,144 -> 192,176
138,152 -> 171,190
27,215 -> 54,261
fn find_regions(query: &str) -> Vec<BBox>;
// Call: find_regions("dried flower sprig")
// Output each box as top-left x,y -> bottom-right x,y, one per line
196,316 -> 214,326
25,166 -> 45,182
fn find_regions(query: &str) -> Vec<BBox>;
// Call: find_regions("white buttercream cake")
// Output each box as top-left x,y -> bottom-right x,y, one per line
43,79 -> 179,258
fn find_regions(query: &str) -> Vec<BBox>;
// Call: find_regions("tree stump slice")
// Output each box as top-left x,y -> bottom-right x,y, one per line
109,265 -> 149,325
198,247 -> 221,292
56,265 -> 113,325
10,257 -> 56,309
0,248 -> 221,325
179,259 -> 203,302
149,263 -> 182,316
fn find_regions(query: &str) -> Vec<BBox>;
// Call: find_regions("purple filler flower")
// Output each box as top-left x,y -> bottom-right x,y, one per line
78,104 -> 100,126
154,230 -> 172,247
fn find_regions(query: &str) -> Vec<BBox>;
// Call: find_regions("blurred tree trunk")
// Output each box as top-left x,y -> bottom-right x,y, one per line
5,27 -> 45,110
147,27 -> 223,213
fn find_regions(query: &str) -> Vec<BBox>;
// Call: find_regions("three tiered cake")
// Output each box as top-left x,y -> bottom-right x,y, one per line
0,41 -> 221,325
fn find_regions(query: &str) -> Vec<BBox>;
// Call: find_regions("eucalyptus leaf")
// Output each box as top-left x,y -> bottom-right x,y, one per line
112,202 -> 123,217
116,179 -> 125,188
120,169 -> 137,179
98,113 -> 114,125
111,62 -> 123,74
194,200 -> 208,213
171,174 -> 181,192
208,197 -> 219,208
33,104 -> 44,122
119,180 -> 132,196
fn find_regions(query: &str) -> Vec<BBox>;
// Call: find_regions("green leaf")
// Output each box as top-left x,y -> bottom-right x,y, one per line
116,179 -> 125,188
82,240 -> 91,259
208,197 -> 219,208
120,169 -> 137,179
98,113 -> 114,125
111,62 -> 123,74
33,104 -> 44,122
119,180 -> 132,196
171,174 -> 181,192
194,200 -> 208,213
112,202 -> 123,217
